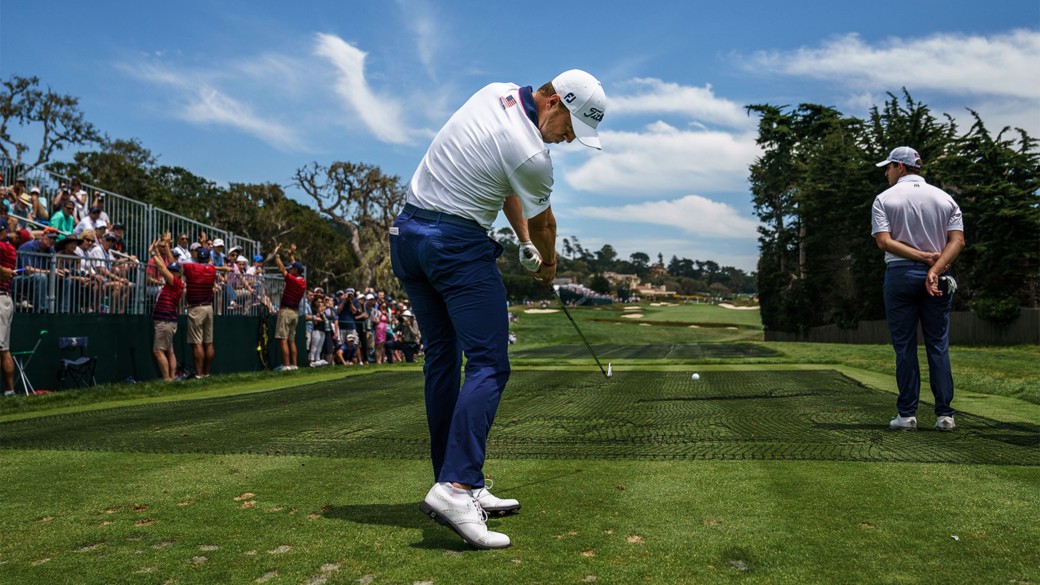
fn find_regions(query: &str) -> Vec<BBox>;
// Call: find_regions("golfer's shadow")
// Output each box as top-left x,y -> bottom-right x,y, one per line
323,503 -> 471,551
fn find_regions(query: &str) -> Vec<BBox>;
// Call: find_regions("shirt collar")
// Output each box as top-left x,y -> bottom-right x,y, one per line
518,86 -> 538,126
896,174 -> 925,184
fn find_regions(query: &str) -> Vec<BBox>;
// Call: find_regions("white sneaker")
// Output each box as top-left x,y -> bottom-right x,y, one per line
935,416 -> 956,432
470,480 -> 520,516
889,415 -> 917,430
418,483 -> 511,549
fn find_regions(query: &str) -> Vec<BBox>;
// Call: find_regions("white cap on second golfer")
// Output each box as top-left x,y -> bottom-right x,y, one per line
553,69 -> 606,150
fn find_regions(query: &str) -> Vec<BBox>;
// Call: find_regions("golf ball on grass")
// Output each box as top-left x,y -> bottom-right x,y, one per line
691,373 -> 701,381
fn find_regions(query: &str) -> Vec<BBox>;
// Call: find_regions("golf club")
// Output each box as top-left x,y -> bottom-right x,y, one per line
546,284 -> 610,379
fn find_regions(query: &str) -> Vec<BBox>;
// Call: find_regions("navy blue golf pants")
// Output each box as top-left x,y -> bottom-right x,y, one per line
883,262 -> 955,418
390,206 -> 509,489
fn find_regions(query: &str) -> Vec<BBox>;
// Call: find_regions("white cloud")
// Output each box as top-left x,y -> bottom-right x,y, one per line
181,89 -> 304,150
396,0 -> 440,79
121,62 -> 305,151
573,194 -> 759,239
561,122 -> 760,194
313,33 -> 413,145
609,78 -> 753,128
747,29 -> 1040,100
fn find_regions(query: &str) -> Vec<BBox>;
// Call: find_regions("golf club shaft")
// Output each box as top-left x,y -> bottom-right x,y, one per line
548,285 -> 608,379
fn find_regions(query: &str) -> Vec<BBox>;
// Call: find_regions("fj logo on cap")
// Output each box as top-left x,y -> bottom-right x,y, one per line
563,92 -> 576,103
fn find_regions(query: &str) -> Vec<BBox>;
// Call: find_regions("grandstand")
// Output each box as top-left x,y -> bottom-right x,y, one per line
1,157 -> 294,387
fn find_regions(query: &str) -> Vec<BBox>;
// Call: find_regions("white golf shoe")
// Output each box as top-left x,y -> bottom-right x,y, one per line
419,483 -> 511,550
935,416 -> 956,431
889,415 -> 918,430
470,480 -> 521,516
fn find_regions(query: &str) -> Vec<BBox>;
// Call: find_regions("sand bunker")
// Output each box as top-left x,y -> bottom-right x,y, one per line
524,309 -> 560,314
718,303 -> 760,310
621,313 -> 644,319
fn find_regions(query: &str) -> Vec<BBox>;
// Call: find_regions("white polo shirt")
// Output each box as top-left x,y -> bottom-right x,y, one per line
871,175 -> 963,264
408,83 -> 553,229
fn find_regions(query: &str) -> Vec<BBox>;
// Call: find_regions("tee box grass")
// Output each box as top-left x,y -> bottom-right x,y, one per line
1,302 -> 1037,584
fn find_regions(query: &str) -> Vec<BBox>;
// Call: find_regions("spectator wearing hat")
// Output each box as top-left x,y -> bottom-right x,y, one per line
109,223 -> 129,256
181,247 -> 218,378
0,221 -> 17,394
187,242 -> 204,264
270,243 -> 306,370
12,228 -> 32,249
53,234 -> 83,312
221,245 -> 244,312
391,309 -> 421,363
15,227 -> 60,312
29,186 -> 49,222
210,238 -> 226,267
336,289 -> 357,344
73,206 -> 105,237
51,198 -> 78,240
335,331 -> 361,366
229,255 -> 253,309
149,239 -> 186,381
91,192 -> 111,226
246,254 -> 264,276
95,232 -> 132,313
6,177 -> 33,223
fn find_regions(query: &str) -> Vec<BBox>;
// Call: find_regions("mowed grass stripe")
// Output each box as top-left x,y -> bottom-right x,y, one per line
1,370 -> 1034,465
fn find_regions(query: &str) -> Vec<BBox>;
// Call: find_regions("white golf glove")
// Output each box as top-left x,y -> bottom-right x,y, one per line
519,241 -> 543,272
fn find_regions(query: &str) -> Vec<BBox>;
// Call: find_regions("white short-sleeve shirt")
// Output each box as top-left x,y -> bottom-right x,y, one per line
871,175 -> 964,263
408,83 -> 553,229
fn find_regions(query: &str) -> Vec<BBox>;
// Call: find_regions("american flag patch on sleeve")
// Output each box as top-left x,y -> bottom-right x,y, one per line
500,94 -> 517,109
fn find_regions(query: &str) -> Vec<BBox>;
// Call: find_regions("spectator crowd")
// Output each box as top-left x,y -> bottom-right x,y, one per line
1,173 -> 423,391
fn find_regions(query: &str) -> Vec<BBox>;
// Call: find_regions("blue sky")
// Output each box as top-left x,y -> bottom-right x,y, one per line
2,1 -> 1037,272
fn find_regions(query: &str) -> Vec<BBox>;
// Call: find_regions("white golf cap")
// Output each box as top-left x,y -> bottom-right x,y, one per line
876,146 -> 922,167
552,69 -> 606,150
212,238 -> 225,248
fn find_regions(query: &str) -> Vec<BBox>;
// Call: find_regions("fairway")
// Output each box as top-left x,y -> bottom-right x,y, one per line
510,342 -> 779,359
2,369 -> 1034,466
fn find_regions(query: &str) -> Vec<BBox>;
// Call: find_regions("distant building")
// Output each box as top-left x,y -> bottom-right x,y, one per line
633,283 -> 676,298
603,272 -> 640,286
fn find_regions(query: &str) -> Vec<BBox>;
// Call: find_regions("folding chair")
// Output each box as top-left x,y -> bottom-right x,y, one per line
58,336 -> 98,388
11,329 -> 47,396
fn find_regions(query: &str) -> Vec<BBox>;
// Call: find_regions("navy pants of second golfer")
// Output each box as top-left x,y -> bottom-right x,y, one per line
390,207 -> 509,489
883,261 -> 954,418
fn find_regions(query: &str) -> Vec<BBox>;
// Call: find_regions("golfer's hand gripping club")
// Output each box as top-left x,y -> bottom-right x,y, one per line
519,241 -> 542,272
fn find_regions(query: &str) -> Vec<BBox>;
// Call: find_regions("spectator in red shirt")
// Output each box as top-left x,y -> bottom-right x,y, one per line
149,239 -> 185,381
271,243 -> 306,371
181,247 -> 218,379
0,222 -> 16,395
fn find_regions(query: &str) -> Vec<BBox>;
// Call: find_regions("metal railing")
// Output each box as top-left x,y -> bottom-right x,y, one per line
2,157 -> 261,262
11,250 -> 286,317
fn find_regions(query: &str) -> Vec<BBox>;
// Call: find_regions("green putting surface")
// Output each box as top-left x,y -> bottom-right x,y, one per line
1,370 -> 1034,465
509,343 -> 780,359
